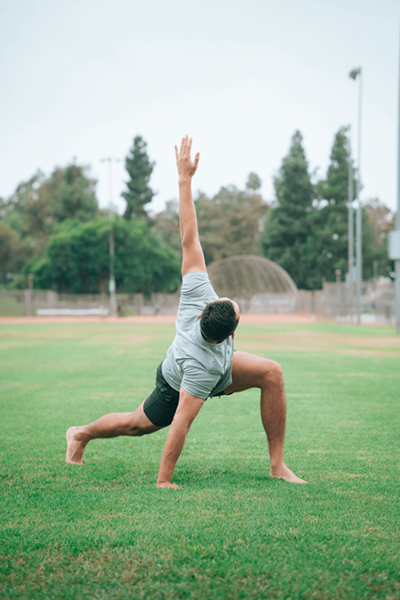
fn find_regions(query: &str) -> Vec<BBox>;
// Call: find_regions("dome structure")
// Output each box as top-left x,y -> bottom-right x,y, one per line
207,255 -> 298,313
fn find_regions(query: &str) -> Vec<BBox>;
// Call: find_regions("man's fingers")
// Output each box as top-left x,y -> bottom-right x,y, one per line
187,137 -> 192,158
177,135 -> 198,166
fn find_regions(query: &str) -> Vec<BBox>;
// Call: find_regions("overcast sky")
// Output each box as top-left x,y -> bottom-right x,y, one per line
1,0 -> 399,216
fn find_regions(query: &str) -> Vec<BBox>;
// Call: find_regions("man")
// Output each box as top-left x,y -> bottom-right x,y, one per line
66,135 -> 306,487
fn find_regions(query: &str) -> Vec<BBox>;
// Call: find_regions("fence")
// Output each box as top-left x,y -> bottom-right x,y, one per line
317,281 -> 395,325
0,281 -> 395,324
0,289 -> 180,317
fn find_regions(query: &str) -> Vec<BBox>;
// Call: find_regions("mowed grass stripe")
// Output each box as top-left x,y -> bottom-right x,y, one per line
1,322 -> 399,599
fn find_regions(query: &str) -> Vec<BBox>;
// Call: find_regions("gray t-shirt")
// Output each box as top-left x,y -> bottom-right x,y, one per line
162,271 -> 234,399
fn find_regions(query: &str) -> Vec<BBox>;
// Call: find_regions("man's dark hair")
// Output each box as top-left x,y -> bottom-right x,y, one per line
200,300 -> 238,343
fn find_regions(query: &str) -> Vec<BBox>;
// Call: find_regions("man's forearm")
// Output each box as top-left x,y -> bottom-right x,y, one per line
156,419 -> 191,485
179,179 -> 199,244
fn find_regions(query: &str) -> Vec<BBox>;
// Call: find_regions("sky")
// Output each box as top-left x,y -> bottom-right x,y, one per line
1,0 -> 399,216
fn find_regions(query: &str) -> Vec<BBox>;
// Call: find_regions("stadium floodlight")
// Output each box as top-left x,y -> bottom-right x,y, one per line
101,157 -> 121,317
349,67 -> 363,325
349,68 -> 361,80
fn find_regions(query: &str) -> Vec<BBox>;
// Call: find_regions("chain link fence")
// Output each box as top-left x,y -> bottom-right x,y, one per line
0,281 -> 395,324
0,289 -> 180,317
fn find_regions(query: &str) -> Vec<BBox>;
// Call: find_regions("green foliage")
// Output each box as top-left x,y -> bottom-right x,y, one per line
152,199 -> 182,258
246,172 -> 262,191
1,171 -> 51,257
32,217 -> 181,294
41,164 -> 98,224
153,181 -> 269,266
316,128 -> 353,205
1,322 -> 400,599
196,185 -> 268,264
262,128 -> 379,288
308,128 -> 357,286
365,198 -> 395,279
122,135 -> 155,220
0,165 -> 99,285
261,131 -> 314,288
0,222 -> 24,286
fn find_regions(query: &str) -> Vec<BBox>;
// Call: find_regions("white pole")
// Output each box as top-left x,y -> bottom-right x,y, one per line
101,157 -> 118,317
347,127 -> 354,281
349,67 -> 363,325
395,28 -> 400,333
356,69 -> 363,325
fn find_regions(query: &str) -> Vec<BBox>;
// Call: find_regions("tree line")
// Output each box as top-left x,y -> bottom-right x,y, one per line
0,131 -> 395,294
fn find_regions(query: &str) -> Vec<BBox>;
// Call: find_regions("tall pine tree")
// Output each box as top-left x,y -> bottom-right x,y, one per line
309,127 -> 374,285
122,136 -> 155,220
261,131 -> 314,288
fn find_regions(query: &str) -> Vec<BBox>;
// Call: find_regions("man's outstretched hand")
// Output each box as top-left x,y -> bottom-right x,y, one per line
175,135 -> 200,183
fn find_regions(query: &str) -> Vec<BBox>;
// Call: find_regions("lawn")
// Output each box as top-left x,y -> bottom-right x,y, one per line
1,321 -> 399,599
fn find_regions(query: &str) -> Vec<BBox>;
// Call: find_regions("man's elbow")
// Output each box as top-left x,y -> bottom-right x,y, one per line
181,232 -> 200,249
172,415 -> 194,433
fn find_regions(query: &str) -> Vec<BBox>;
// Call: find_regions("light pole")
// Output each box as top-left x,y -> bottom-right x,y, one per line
349,67 -> 363,325
345,125 -> 355,282
389,31 -> 400,333
101,157 -> 120,317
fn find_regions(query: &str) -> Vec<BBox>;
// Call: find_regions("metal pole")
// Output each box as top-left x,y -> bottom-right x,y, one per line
101,157 -> 118,317
396,28 -> 400,334
356,71 -> 363,325
108,159 -> 117,317
26,273 -> 34,317
347,133 -> 354,283
349,67 -> 363,325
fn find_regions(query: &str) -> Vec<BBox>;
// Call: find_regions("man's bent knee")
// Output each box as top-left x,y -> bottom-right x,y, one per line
127,406 -> 163,436
262,360 -> 284,387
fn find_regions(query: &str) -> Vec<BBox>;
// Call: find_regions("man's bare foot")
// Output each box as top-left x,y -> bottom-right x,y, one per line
269,464 -> 307,484
66,427 -> 87,464
156,482 -> 182,489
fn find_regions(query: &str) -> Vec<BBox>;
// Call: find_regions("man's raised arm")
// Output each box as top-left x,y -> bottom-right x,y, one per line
175,135 -> 206,276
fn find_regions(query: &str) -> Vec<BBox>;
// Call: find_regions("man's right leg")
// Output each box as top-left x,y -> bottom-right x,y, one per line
223,351 -> 306,484
66,401 -> 163,464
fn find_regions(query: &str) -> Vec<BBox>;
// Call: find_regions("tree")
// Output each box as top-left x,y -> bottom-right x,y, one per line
1,165 -> 98,259
0,222 -> 24,286
196,185 -> 268,264
122,136 -> 155,220
316,128 -> 352,205
309,128 -> 374,285
246,172 -> 262,192
0,164 -> 99,287
261,131 -> 314,288
152,179 -> 269,266
2,171 -> 51,255
153,200 -> 181,257
365,198 -> 395,279
40,164 -> 98,223
303,127 -> 355,287
32,217 -> 180,294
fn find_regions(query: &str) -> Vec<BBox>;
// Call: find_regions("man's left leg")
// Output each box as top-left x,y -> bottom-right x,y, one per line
66,402 -> 163,464
223,351 -> 306,484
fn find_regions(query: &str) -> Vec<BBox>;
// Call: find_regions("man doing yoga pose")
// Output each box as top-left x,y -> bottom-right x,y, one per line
66,135 -> 306,487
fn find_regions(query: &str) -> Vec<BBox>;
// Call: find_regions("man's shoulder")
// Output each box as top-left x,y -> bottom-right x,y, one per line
181,270 -> 210,288
180,271 -> 217,302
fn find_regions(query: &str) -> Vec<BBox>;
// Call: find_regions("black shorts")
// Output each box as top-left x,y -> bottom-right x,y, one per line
143,361 -> 231,427
143,362 -> 181,427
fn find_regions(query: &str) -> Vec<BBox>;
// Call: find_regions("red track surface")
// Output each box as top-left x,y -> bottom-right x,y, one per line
0,314 -> 319,324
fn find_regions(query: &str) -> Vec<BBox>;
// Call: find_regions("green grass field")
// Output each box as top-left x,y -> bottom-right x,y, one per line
1,321 -> 400,599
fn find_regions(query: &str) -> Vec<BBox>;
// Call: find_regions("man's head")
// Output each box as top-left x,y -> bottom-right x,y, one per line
200,298 -> 240,344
